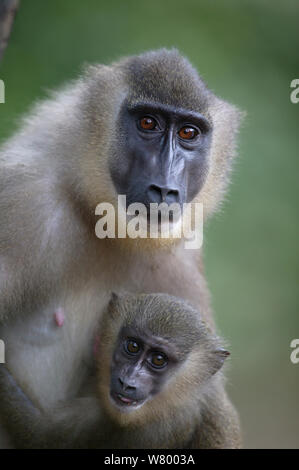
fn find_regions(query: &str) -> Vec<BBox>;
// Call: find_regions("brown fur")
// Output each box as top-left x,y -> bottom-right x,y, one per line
0,49 -> 242,447
0,293 -> 241,448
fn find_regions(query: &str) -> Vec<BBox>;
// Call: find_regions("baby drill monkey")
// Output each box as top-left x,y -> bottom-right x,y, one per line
0,293 -> 239,449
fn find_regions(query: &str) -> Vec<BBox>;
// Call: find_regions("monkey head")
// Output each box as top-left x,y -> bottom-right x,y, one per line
81,49 -> 242,224
97,292 -> 230,427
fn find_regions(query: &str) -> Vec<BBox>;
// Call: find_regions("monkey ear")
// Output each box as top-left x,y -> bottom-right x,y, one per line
110,292 -> 119,303
212,348 -> 230,374
107,292 -> 120,319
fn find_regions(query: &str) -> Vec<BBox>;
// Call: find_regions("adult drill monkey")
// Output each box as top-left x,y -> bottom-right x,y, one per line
0,293 -> 239,449
0,49 -> 242,447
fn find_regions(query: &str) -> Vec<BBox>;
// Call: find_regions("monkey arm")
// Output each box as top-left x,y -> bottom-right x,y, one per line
0,365 -> 103,449
0,364 -> 43,448
189,386 -> 242,449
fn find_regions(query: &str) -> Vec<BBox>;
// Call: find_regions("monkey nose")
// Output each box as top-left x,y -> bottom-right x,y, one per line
147,184 -> 180,205
118,377 -> 136,392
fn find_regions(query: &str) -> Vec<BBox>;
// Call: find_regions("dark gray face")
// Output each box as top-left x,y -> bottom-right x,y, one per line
110,326 -> 181,412
109,101 -> 212,210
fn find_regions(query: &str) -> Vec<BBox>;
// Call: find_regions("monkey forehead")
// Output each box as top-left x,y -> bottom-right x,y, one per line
123,49 -> 213,116
117,293 -> 204,350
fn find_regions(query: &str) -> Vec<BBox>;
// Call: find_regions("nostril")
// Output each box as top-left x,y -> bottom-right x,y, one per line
119,377 -> 136,391
147,184 -> 163,204
165,189 -> 179,204
147,185 -> 180,204
167,189 -> 178,196
126,384 -> 136,391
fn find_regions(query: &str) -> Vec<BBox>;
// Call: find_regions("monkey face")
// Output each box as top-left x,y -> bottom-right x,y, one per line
98,292 -> 231,425
109,101 -> 212,213
109,326 -> 180,413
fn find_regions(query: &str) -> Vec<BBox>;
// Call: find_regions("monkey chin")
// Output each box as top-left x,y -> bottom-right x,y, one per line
111,216 -> 190,253
101,230 -> 183,255
123,235 -> 181,252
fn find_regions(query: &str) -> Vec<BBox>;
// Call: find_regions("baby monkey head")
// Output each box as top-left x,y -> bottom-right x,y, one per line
97,292 -> 229,426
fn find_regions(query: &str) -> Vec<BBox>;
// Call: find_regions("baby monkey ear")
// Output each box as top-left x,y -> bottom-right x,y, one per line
107,292 -> 120,319
216,348 -> 230,360
110,292 -> 119,303
212,348 -> 231,375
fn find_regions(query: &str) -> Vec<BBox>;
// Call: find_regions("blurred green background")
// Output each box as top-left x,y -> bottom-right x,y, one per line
0,0 -> 298,448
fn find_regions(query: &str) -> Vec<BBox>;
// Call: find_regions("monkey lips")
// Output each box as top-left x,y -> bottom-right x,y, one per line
110,391 -> 145,410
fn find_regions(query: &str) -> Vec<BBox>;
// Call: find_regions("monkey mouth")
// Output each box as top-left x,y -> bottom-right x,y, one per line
110,392 -> 144,410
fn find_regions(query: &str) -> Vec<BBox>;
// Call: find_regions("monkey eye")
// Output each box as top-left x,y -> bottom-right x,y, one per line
149,352 -> 168,369
139,116 -> 159,131
178,126 -> 199,140
125,339 -> 141,355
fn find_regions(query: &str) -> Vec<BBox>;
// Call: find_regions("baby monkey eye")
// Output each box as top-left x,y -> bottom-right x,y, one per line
125,339 -> 140,355
139,116 -> 159,131
178,126 -> 199,140
150,352 -> 168,369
